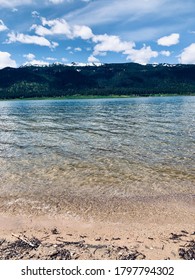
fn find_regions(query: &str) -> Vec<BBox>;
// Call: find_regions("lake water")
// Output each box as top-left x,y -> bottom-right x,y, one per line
0,96 -> 194,216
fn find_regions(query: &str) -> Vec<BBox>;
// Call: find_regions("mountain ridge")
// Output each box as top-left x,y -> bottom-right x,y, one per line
0,62 -> 195,99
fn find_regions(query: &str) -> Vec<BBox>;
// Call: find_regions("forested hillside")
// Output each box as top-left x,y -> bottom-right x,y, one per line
0,63 -> 195,99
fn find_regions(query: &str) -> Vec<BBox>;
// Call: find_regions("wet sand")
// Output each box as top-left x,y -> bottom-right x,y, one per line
0,194 -> 194,260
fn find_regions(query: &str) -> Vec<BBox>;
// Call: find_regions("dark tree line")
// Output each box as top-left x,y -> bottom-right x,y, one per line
0,63 -> 195,99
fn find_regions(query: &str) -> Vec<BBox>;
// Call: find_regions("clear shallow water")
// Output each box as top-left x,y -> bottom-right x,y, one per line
0,96 -> 194,214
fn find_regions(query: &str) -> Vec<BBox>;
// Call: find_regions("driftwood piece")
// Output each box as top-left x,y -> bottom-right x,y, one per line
11,233 -> 38,248
0,239 -> 5,246
56,237 -> 85,247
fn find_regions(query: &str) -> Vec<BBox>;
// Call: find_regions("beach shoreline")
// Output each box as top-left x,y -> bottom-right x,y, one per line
0,194 -> 194,260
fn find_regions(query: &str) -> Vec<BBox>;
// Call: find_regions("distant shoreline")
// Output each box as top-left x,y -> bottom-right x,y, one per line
0,93 -> 195,102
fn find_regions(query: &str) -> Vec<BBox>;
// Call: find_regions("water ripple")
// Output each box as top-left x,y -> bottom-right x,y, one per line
0,96 -> 194,201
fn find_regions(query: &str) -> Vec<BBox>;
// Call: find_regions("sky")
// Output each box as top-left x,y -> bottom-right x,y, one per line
0,0 -> 195,69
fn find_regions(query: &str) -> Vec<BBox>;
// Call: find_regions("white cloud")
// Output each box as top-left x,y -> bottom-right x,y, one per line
73,25 -> 93,40
157,33 -> 180,46
6,32 -> 58,48
93,34 -> 135,56
0,19 -> 8,32
32,18 -> 94,41
124,45 -> 158,65
178,43 -> 195,64
88,55 -> 100,63
160,50 -> 171,57
0,51 -> 17,69
32,17 -> 72,38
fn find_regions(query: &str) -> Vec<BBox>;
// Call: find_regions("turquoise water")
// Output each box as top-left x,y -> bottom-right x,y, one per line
0,96 -> 194,214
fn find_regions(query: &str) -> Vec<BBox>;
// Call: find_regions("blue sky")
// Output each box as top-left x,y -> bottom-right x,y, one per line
0,0 -> 195,69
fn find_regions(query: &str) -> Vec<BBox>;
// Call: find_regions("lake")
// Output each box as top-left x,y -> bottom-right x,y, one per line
0,96 -> 194,217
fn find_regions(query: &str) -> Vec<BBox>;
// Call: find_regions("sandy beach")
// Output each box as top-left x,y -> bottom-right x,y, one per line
0,194 -> 194,260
